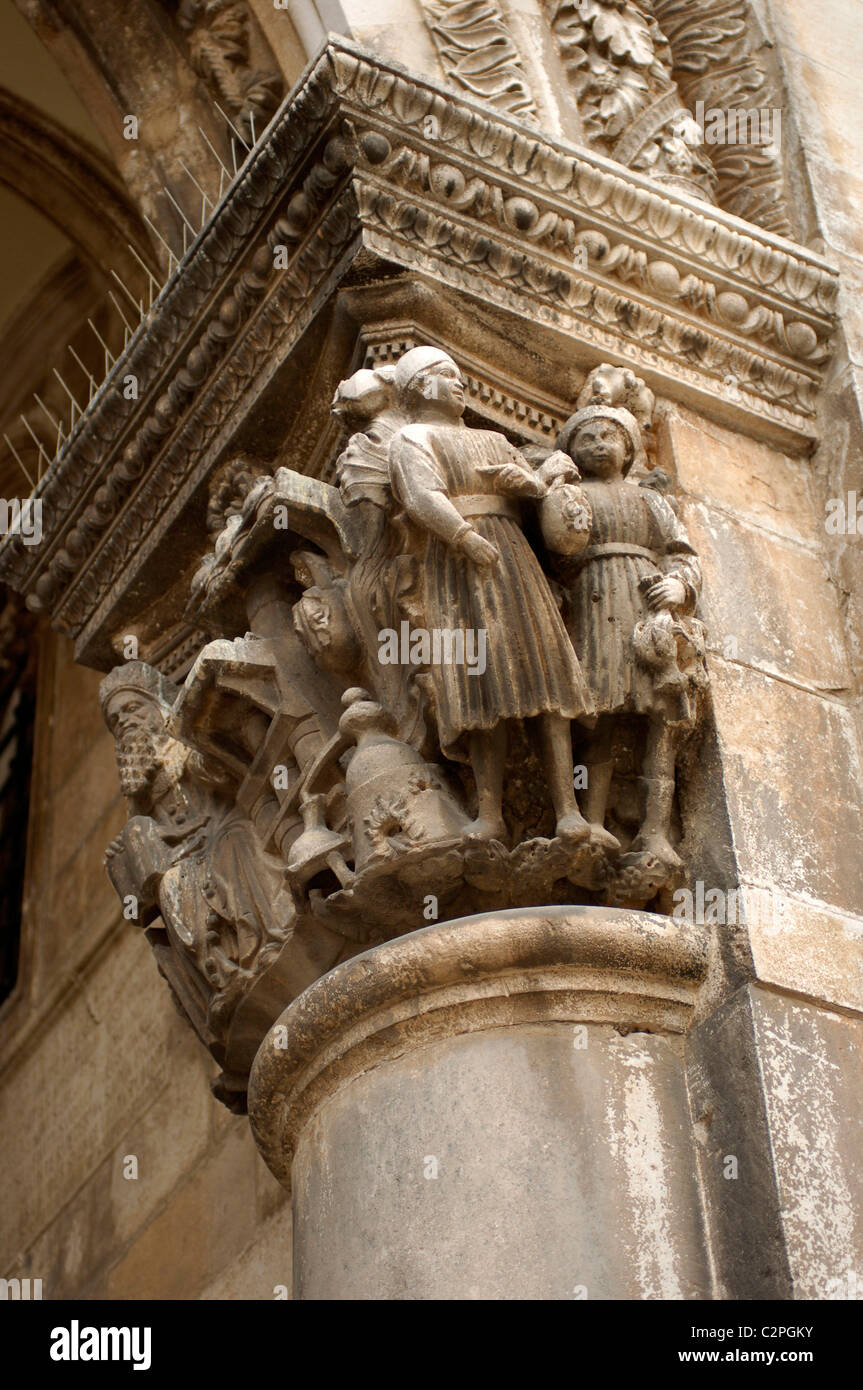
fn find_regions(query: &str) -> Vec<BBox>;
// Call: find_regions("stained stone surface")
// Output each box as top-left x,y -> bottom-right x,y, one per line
250,906 -> 710,1298
294,1021 -> 710,1301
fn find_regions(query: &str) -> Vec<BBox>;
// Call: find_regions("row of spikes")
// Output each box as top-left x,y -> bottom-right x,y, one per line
3,101 -> 266,497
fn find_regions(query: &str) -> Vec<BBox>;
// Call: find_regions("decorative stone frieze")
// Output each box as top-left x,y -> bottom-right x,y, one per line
168,0 -> 284,140
547,0 -> 718,202
88,332 -> 713,1104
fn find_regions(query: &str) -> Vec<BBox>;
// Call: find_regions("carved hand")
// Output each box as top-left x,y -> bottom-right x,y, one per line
477,462 -> 546,498
536,451 -> 582,489
105,833 -> 126,861
459,529 -> 500,569
643,574 -> 687,611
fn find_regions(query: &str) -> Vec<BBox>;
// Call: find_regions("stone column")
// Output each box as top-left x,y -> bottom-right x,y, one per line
249,905 -> 711,1300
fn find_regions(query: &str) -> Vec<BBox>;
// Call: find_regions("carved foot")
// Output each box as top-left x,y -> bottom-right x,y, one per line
465,817 -> 508,843
588,822 -> 621,855
554,811 -> 592,844
628,832 -> 682,871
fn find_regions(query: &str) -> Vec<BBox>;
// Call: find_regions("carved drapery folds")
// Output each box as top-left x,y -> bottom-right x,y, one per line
422,0 -> 539,122
547,0 -> 717,202
0,39 -> 839,1106
0,42 -> 836,660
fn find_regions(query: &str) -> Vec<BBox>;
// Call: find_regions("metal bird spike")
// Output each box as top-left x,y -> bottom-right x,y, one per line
110,267 -> 143,319
68,345 -> 98,403
142,214 -> 179,276
196,124 -> 232,181
19,414 -> 50,481
177,159 -> 212,227
161,183 -> 197,256
125,243 -> 162,311
214,100 -> 250,152
52,367 -> 82,426
88,317 -> 115,375
33,392 -> 60,436
3,432 -> 36,491
108,291 -> 134,348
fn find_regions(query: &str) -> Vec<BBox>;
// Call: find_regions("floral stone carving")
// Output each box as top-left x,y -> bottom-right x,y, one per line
548,0 -> 717,202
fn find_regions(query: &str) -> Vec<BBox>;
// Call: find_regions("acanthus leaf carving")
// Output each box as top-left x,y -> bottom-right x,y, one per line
0,39 -> 838,647
547,0 -> 718,203
652,0 -> 793,237
171,0 -> 283,140
422,0 -> 539,123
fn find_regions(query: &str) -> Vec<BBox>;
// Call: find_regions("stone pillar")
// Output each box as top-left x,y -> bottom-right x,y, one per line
249,906 -> 712,1300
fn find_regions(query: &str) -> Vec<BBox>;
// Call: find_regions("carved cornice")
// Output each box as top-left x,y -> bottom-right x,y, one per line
0,38 -> 838,655
361,327 -> 565,440
546,0 -> 718,202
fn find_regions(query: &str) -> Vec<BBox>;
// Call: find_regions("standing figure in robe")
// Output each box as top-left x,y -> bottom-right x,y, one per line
553,384 -> 707,870
330,365 -> 424,744
388,346 -> 595,843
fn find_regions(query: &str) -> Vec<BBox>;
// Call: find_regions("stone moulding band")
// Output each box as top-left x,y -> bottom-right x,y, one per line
248,905 -> 709,1187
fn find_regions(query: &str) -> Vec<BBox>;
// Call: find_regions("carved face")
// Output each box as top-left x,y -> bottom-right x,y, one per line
571,419 -> 631,479
105,690 -> 165,798
416,360 -> 466,419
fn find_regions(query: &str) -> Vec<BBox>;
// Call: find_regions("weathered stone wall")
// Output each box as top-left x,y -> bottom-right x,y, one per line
663,402 -> 863,1298
764,0 -> 863,714
0,634 -> 292,1300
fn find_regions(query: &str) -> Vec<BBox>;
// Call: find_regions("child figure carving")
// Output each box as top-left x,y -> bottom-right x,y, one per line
552,366 -> 707,876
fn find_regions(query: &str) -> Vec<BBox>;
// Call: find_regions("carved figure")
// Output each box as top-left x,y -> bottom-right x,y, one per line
551,366 -> 708,880
97,351 -> 711,1106
100,661 -> 294,1021
329,366 -> 424,742
388,346 -> 595,842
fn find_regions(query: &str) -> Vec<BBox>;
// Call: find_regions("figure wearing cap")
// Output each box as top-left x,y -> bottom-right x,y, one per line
99,661 -> 294,1004
551,367 -> 706,871
387,346 -> 596,844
